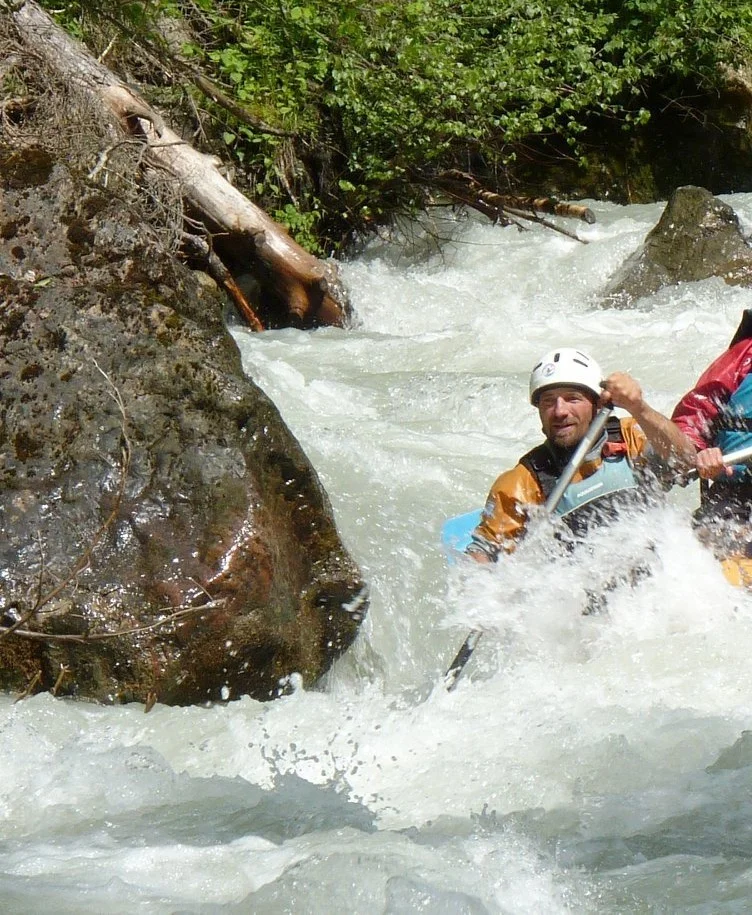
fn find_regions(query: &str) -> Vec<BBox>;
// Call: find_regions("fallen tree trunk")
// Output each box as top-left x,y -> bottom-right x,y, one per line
3,0 -> 351,330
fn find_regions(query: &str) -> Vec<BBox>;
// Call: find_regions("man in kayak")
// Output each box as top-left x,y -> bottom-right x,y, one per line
467,347 -> 696,562
671,313 -> 752,554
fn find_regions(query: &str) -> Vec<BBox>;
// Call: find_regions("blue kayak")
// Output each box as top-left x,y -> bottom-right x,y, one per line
441,509 -> 482,555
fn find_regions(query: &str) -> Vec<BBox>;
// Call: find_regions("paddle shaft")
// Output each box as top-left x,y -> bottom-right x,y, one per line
444,406 -> 614,692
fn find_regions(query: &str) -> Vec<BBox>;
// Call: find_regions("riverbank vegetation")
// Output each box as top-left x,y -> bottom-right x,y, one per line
37,0 -> 752,254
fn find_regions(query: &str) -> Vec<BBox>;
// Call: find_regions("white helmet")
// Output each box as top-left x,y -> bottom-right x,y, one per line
529,348 -> 602,405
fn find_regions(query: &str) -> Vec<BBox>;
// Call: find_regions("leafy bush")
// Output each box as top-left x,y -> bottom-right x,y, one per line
40,0 -> 752,251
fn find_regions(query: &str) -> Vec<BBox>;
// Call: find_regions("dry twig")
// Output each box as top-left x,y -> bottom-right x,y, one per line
0,600 -> 227,643
14,670 -> 42,703
50,664 -> 70,696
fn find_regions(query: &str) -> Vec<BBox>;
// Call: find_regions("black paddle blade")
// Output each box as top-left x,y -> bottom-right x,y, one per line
443,630 -> 482,691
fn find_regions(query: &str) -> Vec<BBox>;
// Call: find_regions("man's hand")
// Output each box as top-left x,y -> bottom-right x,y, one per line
599,372 -> 644,415
696,446 -> 733,480
598,370 -> 697,468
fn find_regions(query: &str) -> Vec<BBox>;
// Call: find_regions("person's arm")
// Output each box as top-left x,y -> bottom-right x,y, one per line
466,464 -> 543,563
600,372 -> 697,470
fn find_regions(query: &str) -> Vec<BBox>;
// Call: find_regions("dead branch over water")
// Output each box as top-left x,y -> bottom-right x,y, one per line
433,169 -> 596,243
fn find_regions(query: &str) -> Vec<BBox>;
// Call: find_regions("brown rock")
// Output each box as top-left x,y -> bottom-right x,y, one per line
601,185 -> 752,307
0,153 -> 367,705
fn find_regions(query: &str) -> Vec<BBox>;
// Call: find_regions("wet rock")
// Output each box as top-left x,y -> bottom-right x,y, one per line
0,152 -> 367,705
601,185 -> 752,307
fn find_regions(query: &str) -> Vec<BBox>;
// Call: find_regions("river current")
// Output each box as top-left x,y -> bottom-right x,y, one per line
4,198 -> 752,913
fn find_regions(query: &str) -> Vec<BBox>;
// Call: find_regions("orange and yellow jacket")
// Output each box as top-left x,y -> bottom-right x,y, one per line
468,417 -> 648,560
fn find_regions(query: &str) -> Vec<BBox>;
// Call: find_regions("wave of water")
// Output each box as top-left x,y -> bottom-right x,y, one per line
4,198 -> 752,912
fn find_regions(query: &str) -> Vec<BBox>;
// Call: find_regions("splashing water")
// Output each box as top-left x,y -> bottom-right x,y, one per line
5,198 -> 752,912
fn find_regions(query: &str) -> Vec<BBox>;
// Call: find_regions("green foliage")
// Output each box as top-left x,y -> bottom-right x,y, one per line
39,0 -> 752,252
37,0 -> 176,38
273,204 -> 322,255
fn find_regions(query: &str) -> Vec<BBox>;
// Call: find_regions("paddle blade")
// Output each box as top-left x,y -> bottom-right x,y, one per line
443,629 -> 483,691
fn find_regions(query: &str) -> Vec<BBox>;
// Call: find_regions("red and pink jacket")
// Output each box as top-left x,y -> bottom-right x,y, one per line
672,338 -> 752,450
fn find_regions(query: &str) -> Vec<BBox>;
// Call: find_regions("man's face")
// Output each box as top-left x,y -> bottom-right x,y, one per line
538,386 -> 595,448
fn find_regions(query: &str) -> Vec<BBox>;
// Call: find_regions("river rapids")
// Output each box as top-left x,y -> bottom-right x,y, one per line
4,197 -> 752,913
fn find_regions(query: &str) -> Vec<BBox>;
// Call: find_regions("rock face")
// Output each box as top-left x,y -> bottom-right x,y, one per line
601,185 -> 752,307
0,148 -> 367,705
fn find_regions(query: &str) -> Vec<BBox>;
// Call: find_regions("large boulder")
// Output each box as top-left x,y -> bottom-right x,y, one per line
601,185 -> 752,307
0,149 -> 367,705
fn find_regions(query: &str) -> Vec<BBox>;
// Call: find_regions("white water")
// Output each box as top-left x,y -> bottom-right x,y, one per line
5,199 -> 752,913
